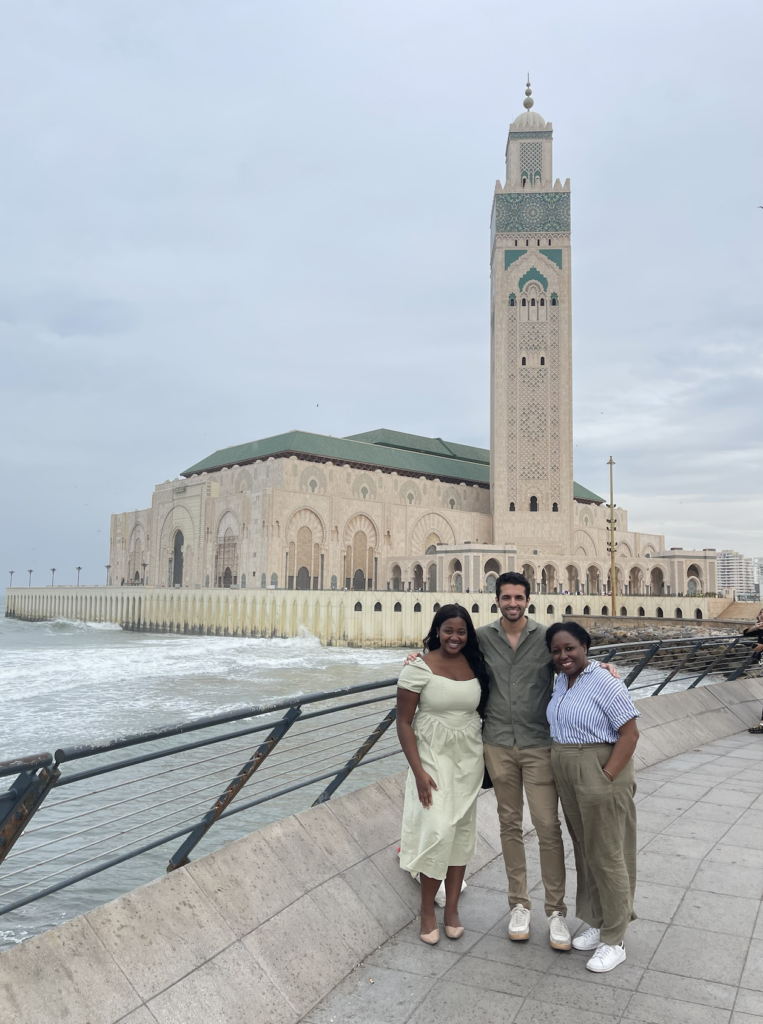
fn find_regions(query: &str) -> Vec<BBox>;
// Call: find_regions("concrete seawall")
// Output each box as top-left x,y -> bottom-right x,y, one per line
1,675 -> 762,1023
5,586 -> 729,647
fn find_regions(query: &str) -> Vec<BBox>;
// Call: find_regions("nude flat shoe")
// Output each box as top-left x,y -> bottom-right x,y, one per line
444,925 -> 464,940
419,928 -> 440,945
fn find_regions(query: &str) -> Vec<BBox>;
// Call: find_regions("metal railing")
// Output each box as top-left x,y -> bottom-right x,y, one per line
0,632 -> 758,929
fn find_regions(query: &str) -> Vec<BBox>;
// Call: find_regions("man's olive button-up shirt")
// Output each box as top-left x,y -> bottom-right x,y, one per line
478,617 -> 554,750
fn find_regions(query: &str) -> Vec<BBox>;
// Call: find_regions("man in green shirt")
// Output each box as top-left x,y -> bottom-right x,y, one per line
479,571 -> 570,951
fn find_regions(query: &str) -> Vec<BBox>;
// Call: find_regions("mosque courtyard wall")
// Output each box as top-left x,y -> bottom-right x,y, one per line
6,586 -> 729,647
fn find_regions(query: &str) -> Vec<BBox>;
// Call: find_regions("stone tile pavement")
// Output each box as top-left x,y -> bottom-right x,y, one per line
303,731 -> 763,1024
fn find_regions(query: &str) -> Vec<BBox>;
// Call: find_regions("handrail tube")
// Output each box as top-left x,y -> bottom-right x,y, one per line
53,678 -> 399,764
652,640 -> 707,696
0,754 -> 54,780
52,693 -> 396,788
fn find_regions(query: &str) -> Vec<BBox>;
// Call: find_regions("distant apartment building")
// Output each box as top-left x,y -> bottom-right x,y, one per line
716,550 -> 757,601
752,556 -> 763,600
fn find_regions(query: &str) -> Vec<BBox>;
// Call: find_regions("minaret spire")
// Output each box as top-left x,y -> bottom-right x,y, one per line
523,75 -> 534,111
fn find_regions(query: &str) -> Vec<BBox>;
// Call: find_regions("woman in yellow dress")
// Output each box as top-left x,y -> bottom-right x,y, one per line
397,604 -> 489,944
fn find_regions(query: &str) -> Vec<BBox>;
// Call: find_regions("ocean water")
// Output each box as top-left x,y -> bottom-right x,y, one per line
0,605 -> 412,948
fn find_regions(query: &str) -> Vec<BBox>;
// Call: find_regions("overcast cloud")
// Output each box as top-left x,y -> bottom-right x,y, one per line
1,0 -> 761,586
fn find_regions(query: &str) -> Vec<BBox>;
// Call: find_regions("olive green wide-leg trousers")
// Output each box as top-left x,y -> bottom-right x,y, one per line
551,742 -> 637,946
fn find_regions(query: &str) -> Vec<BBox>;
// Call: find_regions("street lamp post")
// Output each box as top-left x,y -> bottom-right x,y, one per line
105,565 -> 111,585
28,569 -> 33,587
51,568 -> 56,586
607,456 -> 617,611
8,570 -> 14,588
141,562 -> 148,585
76,567 -> 82,586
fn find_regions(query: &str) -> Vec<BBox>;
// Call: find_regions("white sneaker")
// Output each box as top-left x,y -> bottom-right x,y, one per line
548,911 -> 571,950
508,904 -> 531,941
586,942 -> 626,973
572,925 -> 601,950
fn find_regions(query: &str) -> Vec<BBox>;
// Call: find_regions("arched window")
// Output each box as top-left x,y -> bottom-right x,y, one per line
528,604 -> 536,614
509,297 -> 516,306
540,357 -> 545,366
551,297 -> 557,306
531,298 -> 536,307
413,602 -> 421,612
525,239 -> 529,246
552,501 -> 558,511
521,298 -> 527,307
602,605 -> 609,616
309,479 -> 317,493
548,238 -> 551,245
530,496 -> 538,512
472,603 -> 479,613
433,603 -> 441,612
656,607 -> 664,618
583,605 -> 590,615
490,603 -> 497,613
638,606 -> 645,616
546,604 -> 554,615
620,606 -> 627,616
449,498 -> 456,509
514,239 -> 518,246
509,502 -> 515,511
361,486 -> 368,499
353,569 -> 365,590
540,298 -> 545,307
565,605 -> 572,614
371,601 -> 380,611
695,608 -> 702,619
537,239 -> 540,246
330,575 -> 338,589
407,493 -> 414,504
354,601 -> 362,611
521,356 -> 526,366
675,608 -> 683,619
270,573 -> 278,587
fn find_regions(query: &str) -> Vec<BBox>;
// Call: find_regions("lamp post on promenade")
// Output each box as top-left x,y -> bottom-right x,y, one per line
76,567 -> 82,586
607,456 -> 617,610
28,569 -> 33,587
8,570 -> 14,588
51,568 -> 56,586
141,562 -> 148,585
105,565 -> 111,585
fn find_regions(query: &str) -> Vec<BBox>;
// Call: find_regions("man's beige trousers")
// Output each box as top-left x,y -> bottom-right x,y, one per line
483,742 -> 567,916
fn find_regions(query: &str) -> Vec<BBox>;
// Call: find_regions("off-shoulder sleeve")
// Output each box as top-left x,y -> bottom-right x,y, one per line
397,660 -> 431,693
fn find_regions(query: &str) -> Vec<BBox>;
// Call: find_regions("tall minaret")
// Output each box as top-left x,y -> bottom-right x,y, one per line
490,80 -> 573,558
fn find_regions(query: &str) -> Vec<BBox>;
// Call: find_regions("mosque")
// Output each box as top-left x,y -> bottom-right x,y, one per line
109,84 -> 717,604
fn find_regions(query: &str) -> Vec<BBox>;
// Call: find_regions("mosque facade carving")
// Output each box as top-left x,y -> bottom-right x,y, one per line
109,85 -> 717,604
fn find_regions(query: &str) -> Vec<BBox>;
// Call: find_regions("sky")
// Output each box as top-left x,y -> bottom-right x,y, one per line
1,0 -> 762,587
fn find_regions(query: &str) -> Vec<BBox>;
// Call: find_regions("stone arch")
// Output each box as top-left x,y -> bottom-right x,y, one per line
410,513 -> 456,555
128,524 -> 147,583
541,563 -> 559,593
159,504 -> 196,589
650,566 -> 666,595
619,541 -> 633,558
287,507 -> 327,547
566,564 -> 580,593
573,530 -> 597,557
484,558 -> 501,575
413,564 -> 424,591
344,513 -> 378,591
521,563 -> 536,590
629,565 -> 644,594
234,470 -> 253,493
390,564 -> 402,591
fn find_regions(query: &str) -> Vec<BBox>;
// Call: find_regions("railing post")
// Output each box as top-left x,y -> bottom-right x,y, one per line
623,642 -> 662,690
724,642 -> 757,682
652,639 -> 706,696
0,765 -> 60,867
312,708 -> 398,805
688,635 -> 743,689
167,706 -> 302,871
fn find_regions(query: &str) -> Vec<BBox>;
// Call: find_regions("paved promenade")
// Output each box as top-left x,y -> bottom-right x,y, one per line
305,731 -> 763,1024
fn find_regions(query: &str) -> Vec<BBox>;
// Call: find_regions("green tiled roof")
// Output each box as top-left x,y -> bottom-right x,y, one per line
180,426 -> 605,502
180,429 -> 490,485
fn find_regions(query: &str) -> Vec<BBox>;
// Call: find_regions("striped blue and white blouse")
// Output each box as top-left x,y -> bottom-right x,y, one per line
547,660 -> 640,744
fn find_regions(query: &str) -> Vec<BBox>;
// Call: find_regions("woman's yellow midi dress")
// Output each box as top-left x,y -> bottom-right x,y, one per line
398,660 -> 484,881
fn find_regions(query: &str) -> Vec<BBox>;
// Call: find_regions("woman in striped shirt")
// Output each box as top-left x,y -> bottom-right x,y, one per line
545,621 -> 640,975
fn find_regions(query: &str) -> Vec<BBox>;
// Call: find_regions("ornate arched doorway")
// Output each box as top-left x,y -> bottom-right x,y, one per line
296,566 -> 311,590
223,566 -> 233,588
